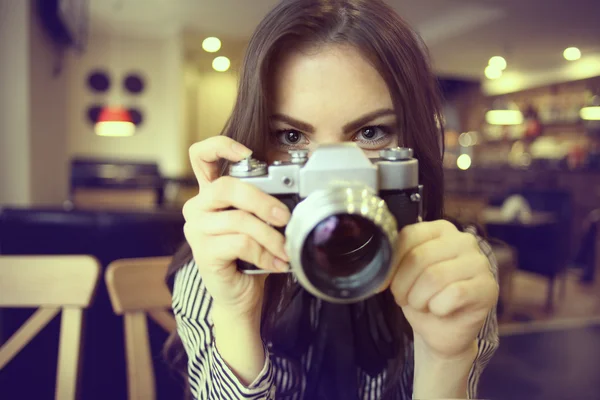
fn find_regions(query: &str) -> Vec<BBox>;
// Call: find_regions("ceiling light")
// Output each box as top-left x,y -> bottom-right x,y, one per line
485,65 -> 502,80
202,37 -> 222,53
486,101 -> 524,125
563,47 -> 581,61
489,56 -> 507,70
580,96 -> 600,120
457,154 -> 472,170
580,107 -> 600,120
212,56 -> 231,72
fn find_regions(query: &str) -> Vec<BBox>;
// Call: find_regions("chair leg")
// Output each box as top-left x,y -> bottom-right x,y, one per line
559,270 -> 568,301
545,277 -> 555,313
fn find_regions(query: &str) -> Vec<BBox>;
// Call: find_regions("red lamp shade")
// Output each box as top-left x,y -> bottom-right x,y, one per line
95,106 -> 136,137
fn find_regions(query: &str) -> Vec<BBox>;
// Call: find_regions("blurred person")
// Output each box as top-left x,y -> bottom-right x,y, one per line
164,0 -> 499,399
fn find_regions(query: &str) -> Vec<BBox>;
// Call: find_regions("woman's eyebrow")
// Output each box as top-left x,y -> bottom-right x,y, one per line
269,108 -> 395,134
342,109 -> 395,134
270,114 -> 315,133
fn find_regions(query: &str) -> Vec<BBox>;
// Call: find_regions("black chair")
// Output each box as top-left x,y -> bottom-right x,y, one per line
573,209 -> 600,283
487,189 -> 573,311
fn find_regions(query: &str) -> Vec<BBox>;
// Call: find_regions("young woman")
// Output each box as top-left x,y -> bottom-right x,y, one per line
165,0 -> 499,399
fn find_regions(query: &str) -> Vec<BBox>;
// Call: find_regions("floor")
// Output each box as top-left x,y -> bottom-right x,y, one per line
479,268 -> 600,400
500,269 -> 600,334
480,323 -> 600,400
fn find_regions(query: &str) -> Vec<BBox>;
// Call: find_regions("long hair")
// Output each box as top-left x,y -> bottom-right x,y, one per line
164,0 -> 445,397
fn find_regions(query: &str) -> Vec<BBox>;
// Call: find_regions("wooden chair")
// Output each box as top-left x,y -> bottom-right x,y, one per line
105,256 -> 175,400
0,255 -> 101,400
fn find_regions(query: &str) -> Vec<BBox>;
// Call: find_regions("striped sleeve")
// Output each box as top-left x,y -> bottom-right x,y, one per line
465,230 -> 500,399
172,260 -> 276,400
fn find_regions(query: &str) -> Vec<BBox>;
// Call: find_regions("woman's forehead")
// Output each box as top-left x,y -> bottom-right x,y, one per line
270,44 -> 395,123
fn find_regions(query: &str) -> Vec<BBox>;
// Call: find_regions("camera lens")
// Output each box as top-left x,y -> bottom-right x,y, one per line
303,215 -> 378,276
300,214 -> 392,298
284,184 -> 398,303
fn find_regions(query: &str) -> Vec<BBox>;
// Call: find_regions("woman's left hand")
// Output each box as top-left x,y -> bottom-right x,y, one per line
388,220 -> 499,360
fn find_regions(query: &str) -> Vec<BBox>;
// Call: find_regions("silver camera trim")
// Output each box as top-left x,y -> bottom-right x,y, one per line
285,184 -> 398,303
229,143 -> 419,196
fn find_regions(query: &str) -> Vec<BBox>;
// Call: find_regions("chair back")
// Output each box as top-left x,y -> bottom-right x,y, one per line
105,256 -> 175,400
0,255 -> 101,400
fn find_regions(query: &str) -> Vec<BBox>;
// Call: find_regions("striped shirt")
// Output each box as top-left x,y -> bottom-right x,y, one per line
172,231 -> 499,399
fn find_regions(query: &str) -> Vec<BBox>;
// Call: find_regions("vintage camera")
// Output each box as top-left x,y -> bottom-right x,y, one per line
230,143 -> 423,304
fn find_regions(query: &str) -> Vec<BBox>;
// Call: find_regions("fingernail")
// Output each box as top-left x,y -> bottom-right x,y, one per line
273,258 -> 290,272
271,206 -> 290,225
232,142 -> 252,158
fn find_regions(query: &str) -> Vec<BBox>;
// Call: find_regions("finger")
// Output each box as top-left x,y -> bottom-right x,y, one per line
395,220 -> 457,262
406,254 -> 485,311
189,136 -> 252,187
188,226 -> 288,274
210,233 -> 289,273
427,275 -> 498,318
199,210 -> 288,261
390,235 -> 465,306
197,176 -> 291,227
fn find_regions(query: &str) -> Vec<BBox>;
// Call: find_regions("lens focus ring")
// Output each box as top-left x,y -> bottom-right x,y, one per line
285,184 -> 398,303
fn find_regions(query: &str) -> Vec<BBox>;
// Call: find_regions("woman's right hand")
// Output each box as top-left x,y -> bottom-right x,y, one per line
182,136 -> 292,319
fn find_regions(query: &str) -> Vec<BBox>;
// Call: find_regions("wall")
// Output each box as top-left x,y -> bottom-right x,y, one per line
1,9 -> 239,205
183,32 -> 245,151
66,31 -> 186,177
0,0 -> 32,205
181,56 -> 239,176
194,69 -> 238,141
28,0 -> 69,206
0,0 -> 71,206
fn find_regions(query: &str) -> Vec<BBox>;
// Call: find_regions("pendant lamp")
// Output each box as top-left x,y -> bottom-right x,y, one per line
95,106 -> 136,137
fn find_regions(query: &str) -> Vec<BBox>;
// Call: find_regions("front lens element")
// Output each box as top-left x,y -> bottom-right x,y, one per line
302,214 -> 380,277
300,214 -> 392,299
285,184 -> 398,303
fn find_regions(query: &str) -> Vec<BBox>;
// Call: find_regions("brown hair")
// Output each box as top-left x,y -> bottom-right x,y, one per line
164,0 -> 445,397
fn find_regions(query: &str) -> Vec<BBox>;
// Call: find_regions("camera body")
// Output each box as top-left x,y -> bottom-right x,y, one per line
230,143 -> 422,303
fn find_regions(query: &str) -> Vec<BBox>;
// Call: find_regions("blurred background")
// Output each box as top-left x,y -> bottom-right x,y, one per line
1,0 -> 599,399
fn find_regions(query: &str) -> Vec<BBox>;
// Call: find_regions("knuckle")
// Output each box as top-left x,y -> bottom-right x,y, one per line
422,266 -> 444,289
210,176 -> 233,198
461,231 -> 478,247
182,196 -> 199,218
182,222 -> 192,238
236,234 -> 252,252
230,209 -> 248,224
188,141 -> 206,160
258,250 -> 273,269
390,279 -> 404,305
398,224 -> 414,241
408,246 -> 425,265
183,222 -> 201,242
188,142 -> 200,157
452,282 -> 468,304
440,219 -> 456,229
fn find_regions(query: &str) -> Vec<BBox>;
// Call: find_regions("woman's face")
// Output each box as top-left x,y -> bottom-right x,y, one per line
267,44 -> 399,164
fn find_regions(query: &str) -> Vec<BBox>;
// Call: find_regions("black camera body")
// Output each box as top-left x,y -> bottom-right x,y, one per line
230,143 -> 422,303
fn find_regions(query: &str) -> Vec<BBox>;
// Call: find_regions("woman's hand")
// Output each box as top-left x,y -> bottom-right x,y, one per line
183,136 -> 292,319
389,220 -> 498,360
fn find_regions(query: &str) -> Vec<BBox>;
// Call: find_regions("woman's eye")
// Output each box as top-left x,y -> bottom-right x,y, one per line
361,127 -> 378,139
354,125 -> 393,147
273,129 -> 308,147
